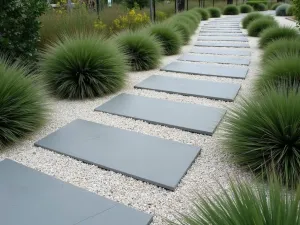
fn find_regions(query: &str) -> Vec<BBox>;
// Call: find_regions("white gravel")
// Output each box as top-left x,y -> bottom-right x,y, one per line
0,13 -> 296,224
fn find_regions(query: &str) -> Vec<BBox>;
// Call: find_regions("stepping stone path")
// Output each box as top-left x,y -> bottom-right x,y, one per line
7,15 -> 252,224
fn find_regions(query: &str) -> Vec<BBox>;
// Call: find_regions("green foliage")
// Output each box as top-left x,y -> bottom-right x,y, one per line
247,17 -> 278,37
148,23 -> 183,55
172,15 -> 198,33
242,12 -> 264,28
40,34 -> 128,99
207,7 -> 222,17
0,58 -> 47,147
0,0 -> 47,59
271,2 -> 282,10
223,87 -> 300,186
276,4 -> 291,16
193,8 -> 210,20
294,0 -> 300,28
262,39 -> 300,63
286,5 -> 295,16
115,31 -> 162,71
255,3 -> 267,11
125,0 -> 148,9
223,5 -> 240,15
171,178 -> 300,225
247,0 -> 267,11
255,55 -> 300,91
169,20 -> 192,44
259,27 -> 299,48
240,4 -> 254,13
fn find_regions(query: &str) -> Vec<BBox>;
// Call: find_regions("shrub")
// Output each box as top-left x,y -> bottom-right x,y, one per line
223,87 -> 300,186
295,0 -> 300,28
286,5 -> 295,16
148,23 -> 183,55
115,31 -> 162,71
240,4 -> 254,13
223,5 -> 240,15
182,12 -> 200,25
171,179 -> 300,225
0,58 -> 47,147
40,34 -> 128,99
255,55 -> 300,91
242,12 -> 264,28
247,17 -> 278,37
247,1 -> 267,10
276,4 -> 291,16
0,0 -> 47,59
256,3 -> 267,11
173,15 -> 197,33
271,2 -> 282,10
156,11 -> 168,21
259,27 -> 299,48
207,7 -> 222,17
193,8 -> 210,20
169,20 -> 192,44
262,38 -> 300,63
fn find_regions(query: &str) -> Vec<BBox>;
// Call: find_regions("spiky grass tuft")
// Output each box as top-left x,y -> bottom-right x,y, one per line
262,39 -> 300,63
242,12 -> 264,29
115,31 -> 163,71
223,87 -> 300,186
169,20 -> 192,44
223,5 -> 240,15
247,16 -> 278,37
271,2 -> 282,10
259,26 -> 299,48
40,34 -> 128,99
0,58 -> 47,147
148,23 -> 183,55
276,3 -> 290,16
240,4 -> 254,13
193,8 -> 210,20
207,7 -> 222,17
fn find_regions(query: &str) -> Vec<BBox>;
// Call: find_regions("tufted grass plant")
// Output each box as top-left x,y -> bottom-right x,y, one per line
193,8 -> 210,20
242,12 -> 263,28
207,7 -> 222,17
247,16 -> 278,37
0,58 -> 47,147
115,31 -> 162,71
223,5 -> 240,15
276,4 -> 291,16
240,4 -> 254,13
40,33 -> 128,99
259,26 -> 299,48
271,2 -> 282,10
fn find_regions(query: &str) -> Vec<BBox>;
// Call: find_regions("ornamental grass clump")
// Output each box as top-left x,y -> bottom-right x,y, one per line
207,7 -> 222,17
193,8 -> 210,20
271,2 -> 282,10
115,31 -> 162,71
171,178 -> 300,225
276,4 -> 290,16
262,39 -> 300,63
247,16 -> 278,37
259,27 -> 299,48
240,4 -> 254,13
169,20 -> 192,44
40,34 -> 128,99
223,87 -> 300,186
223,5 -> 240,15
255,55 -> 300,91
242,12 -> 263,28
0,58 -> 47,147
148,23 -> 183,55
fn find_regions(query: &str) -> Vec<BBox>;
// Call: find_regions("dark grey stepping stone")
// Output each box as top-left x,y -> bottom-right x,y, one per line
198,36 -> 248,42
179,54 -> 250,65
200,30 -> 242,33
195,41 -> 250,48
161,61 -> 248,79
135,75 -> 241,101
190,47 -> 251,56
201,27 -> 241,30
200,33 -> 245,36
95,94 -> 226,135
35,119 -> 200,190
0,159 -> 153,225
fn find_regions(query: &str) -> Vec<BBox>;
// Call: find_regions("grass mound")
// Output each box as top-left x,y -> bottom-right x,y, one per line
276,4 -> 290,16
240,4 -> 254,13
40,34 -> 128,99
116,31 -> 162,71
223,5 -> 240,15
207,7 -> 222,17
259,26 -> 299,48
223,87 -> 300,186
148,23 -> 183,55
286,5 -> 294,16
242,12 -> 263,29
193,8 -> 210,20
255,3 -> 267,11
169,20 -> 192,44
271,2 -> 282,10
262,39 -> 300,63
171,178 -> 300,225
0,58 -> 47,147
247,16 -> 278,37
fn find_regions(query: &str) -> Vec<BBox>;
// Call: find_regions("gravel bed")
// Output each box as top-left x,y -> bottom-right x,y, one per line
0,15 -> 295,225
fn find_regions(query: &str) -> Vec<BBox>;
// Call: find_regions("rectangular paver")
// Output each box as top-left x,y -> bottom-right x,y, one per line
179,53 -> 250,65
201,27 -> 241,30
161,61 -> 248,79
199,33 -> 245,36
190,47 -> 251,56
200,30 -> 242,33
195,41 -> 250,48
198,36 -> 248,42
0,159 -> 153,225
135,75 -> 241,101
95,94 -> 226,135
35,119 -> 200,190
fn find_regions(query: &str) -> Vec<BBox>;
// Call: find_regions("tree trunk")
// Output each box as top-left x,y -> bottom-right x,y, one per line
177,0 -> 185,11
227,0 -> 233,4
